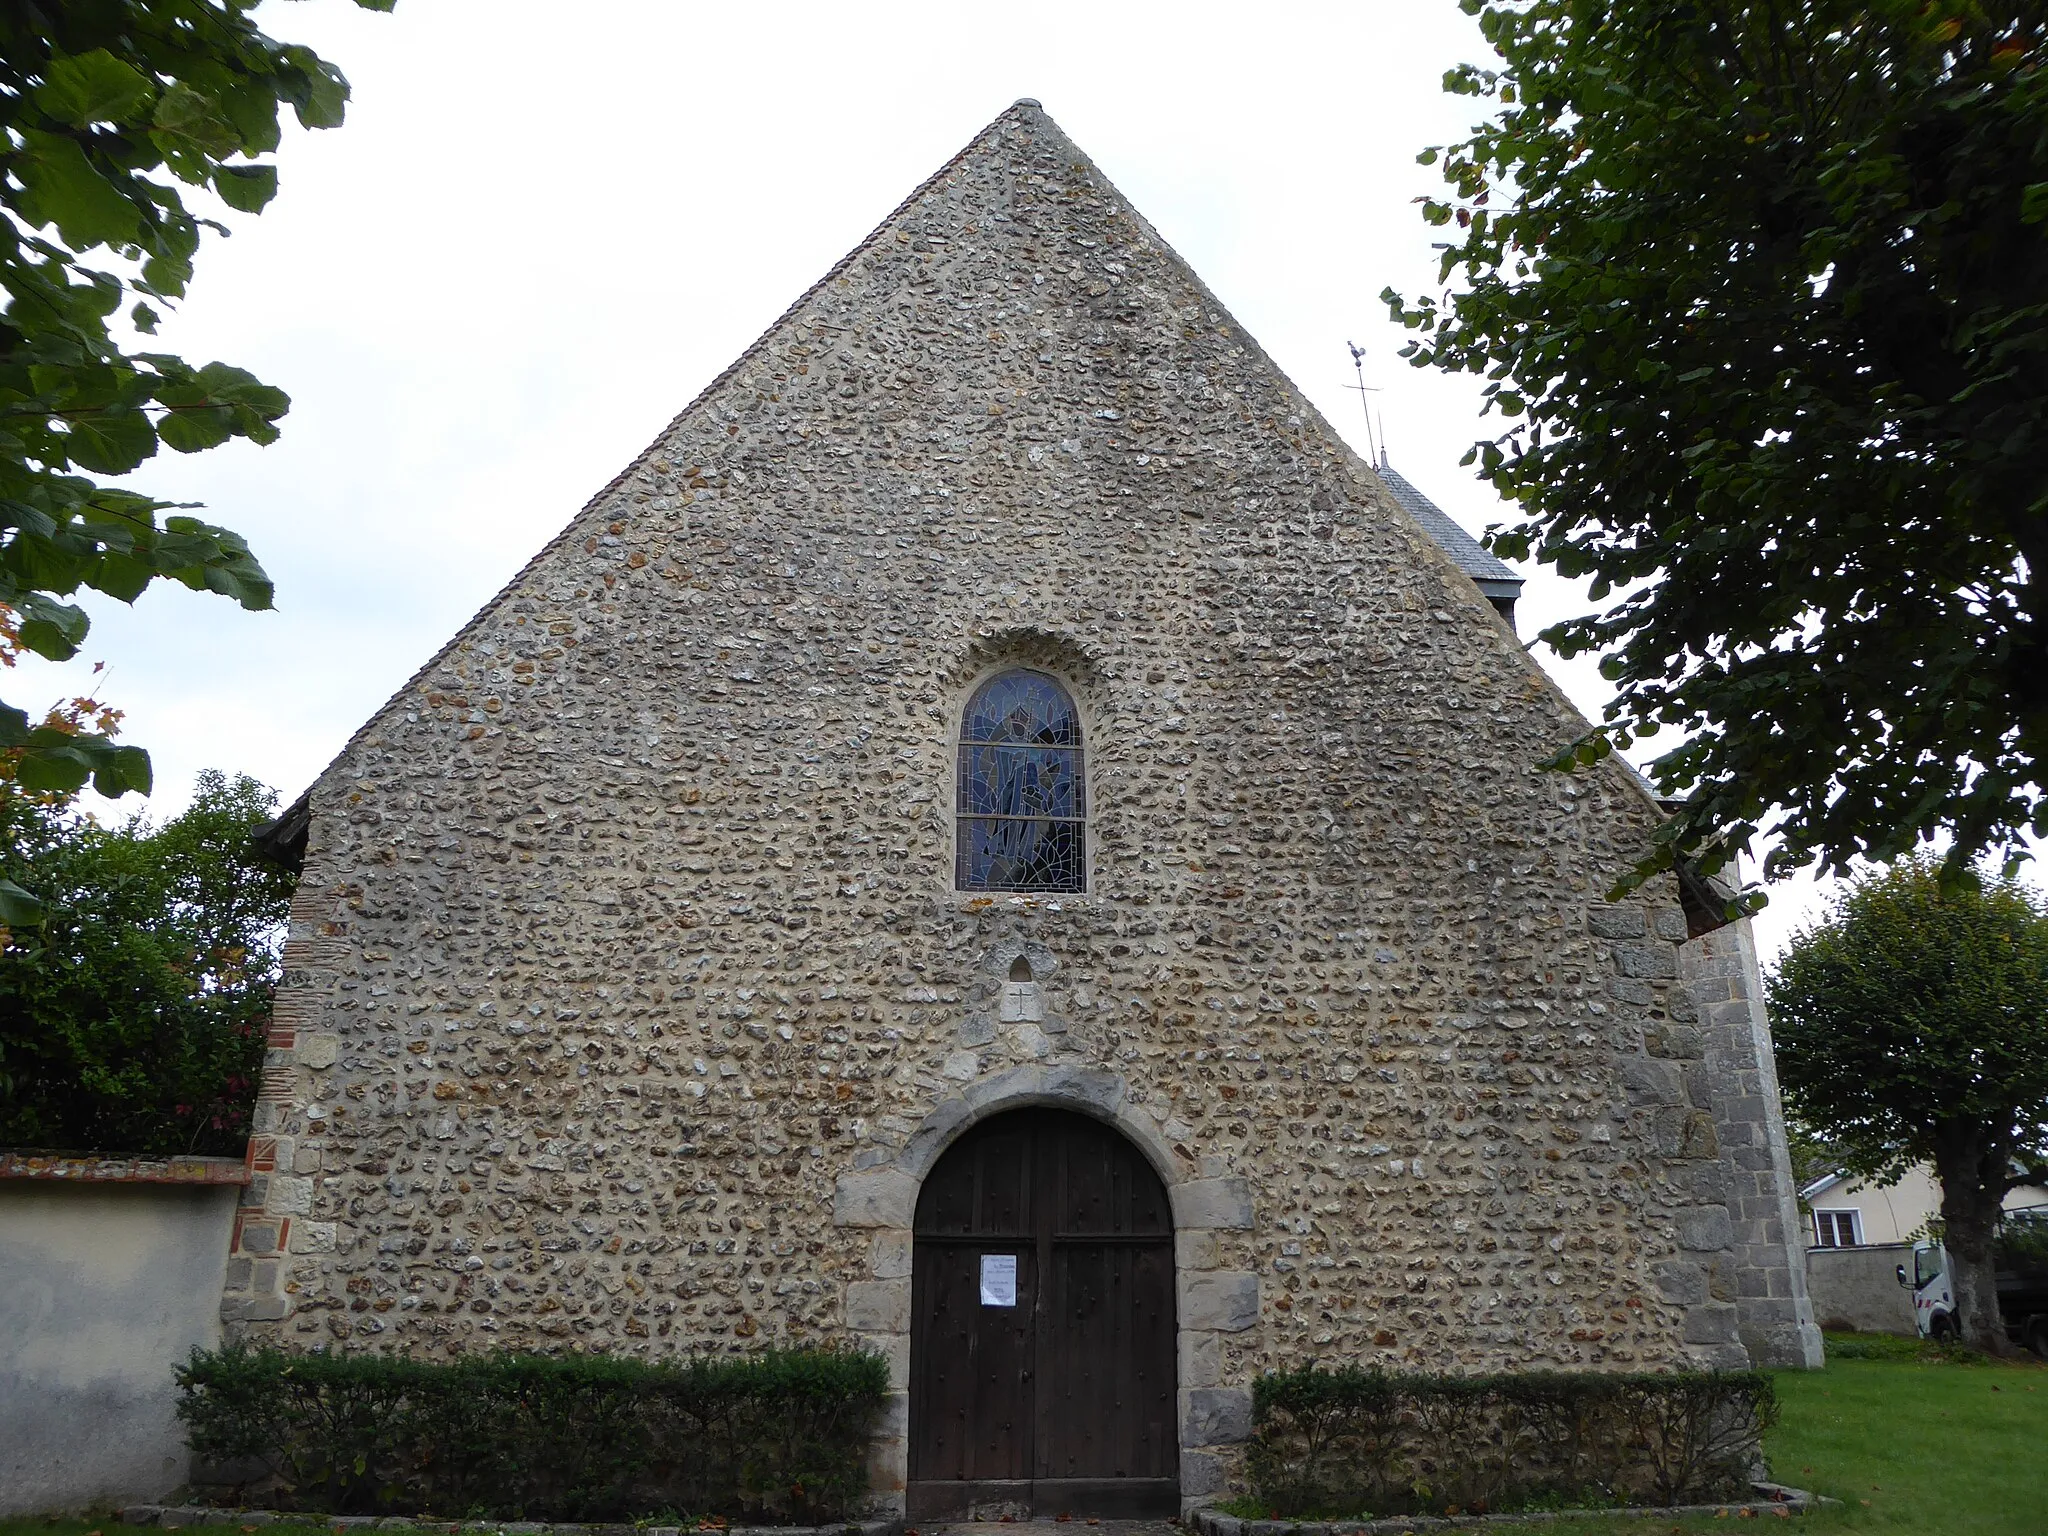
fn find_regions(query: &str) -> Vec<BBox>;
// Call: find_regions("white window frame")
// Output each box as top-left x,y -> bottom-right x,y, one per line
1813,1208 -> 1862,1247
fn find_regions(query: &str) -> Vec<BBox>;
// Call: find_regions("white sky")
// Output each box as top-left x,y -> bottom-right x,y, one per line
15,0 -> 1849,959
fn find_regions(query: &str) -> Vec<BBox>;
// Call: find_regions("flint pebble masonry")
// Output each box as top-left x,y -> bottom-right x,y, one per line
215,98 -> 1820,1512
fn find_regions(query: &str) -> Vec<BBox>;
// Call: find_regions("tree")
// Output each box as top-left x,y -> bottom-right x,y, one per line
1385,1 -> 2048,901
0,766 -> 296,1155
1769,857 -> 2048,1354
0,0 -> 392,924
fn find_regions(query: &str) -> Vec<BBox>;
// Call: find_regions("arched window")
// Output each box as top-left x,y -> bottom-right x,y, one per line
956,669 -> 1086,892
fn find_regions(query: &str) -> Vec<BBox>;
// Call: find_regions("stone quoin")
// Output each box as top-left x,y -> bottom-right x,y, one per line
226,99 -> 1822,1517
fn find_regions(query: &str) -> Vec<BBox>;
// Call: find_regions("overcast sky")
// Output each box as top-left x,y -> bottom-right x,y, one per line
16,0 -> 1855,958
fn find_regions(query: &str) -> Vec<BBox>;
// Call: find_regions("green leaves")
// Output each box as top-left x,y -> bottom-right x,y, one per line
0,2 -> 386,811
1539,727 -> 1614,772
276,44 -> 351,130
151,360 -> 291,453
1769,855 -> 2048,1351
176,1341 -> 890,1522
0,878 -> 46,927
1390,0 -> 2048,896
212,164 -> 279,214
20,734 -> 152,799
158,516 -> 275,610
62,406 -> 158,474
12,593 -> 90,660
37,49 -> 155,128
0,702 -> 151,797
0,771 -> 293,1152
154,405 -> 234,454
16,134 -> 143,250
0,478 -> 277,617
1253,1365 -> 1776,1512
152,81 -> 243,169
1774,858 -> 2048,1130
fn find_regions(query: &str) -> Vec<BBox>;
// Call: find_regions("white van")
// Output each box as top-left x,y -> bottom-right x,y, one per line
1895,1241 -> 1959,1341
1896,1210 -> 2048,1355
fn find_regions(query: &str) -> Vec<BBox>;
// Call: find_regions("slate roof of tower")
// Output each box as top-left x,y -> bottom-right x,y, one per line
1375,460 -> 1524,604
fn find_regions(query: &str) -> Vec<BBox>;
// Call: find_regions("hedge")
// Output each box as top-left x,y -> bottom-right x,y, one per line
176,1343 -> 889,1521
1246,1366 -> 1777,1517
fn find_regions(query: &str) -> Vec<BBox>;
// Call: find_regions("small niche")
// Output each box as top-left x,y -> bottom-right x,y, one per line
1001,954 -> 1044,1023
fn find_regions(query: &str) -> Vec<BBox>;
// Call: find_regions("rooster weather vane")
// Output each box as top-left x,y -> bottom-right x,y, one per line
1346,340 -> 1389,468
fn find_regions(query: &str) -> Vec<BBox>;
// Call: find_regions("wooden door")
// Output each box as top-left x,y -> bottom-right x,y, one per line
908,1109 -> 1177,1520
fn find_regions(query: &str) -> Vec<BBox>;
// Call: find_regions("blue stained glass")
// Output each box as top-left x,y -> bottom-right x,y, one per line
957,817 -> 1085,894
961,671 -> 1082,746
957,669 -> 1086,893
957,745 -> 1084,819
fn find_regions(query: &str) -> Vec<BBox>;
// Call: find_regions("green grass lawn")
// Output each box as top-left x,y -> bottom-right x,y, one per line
4,1344 -> 2044,1536
1759,1347 -> 2048,1535
1504,1343 -> 2048,1536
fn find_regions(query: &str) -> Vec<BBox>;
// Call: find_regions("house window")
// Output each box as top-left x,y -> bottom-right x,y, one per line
956,669 -> 1085,892
1814,1209 -> 1862,1248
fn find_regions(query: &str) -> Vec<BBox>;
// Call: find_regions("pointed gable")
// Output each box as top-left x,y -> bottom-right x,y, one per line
226,101 -> 1819,1403
291,100 -> 1569,821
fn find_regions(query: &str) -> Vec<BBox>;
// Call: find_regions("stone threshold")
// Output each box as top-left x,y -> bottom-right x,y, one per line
1,1151 -> 251,1184
119,1508 -> 899,1536
1188,1482 -> 1827,1533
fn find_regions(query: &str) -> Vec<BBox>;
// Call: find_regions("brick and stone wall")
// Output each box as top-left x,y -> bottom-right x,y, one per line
218,100 -> 1815,1510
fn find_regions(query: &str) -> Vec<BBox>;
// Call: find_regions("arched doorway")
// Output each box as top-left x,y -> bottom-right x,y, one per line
908,1108 -> 1178,1520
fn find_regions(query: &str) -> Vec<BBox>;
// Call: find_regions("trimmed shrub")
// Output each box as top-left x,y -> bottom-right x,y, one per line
176,1342 -> 889,1521
1246,1366 -> 1777,1517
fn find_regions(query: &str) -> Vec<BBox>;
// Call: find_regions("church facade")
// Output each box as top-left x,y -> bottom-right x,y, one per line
227,102 -> 1819,1516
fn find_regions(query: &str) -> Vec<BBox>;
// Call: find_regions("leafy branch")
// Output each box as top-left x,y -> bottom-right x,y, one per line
1387,1 -> 2047,901
0,1 -> 395,853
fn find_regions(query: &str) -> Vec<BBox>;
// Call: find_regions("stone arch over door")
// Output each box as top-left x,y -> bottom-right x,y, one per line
832,1066 -> 1259,1517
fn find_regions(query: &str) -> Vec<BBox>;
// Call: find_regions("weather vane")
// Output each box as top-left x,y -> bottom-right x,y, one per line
1346,341 -> 1389,467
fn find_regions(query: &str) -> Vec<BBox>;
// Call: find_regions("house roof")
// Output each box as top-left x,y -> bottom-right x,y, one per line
1374,460 -> 1524,606
1799,1170 -> 1848,1202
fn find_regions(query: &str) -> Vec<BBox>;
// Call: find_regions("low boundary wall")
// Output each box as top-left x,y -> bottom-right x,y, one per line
1804,1242 -> 1918,1336
0,1154 -> 246,1515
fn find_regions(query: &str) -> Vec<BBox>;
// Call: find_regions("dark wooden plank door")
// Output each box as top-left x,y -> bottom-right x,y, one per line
1038,1121 -> 1178,1491
909,1109 -> 1177,1520
909,1114 -> 1038,1485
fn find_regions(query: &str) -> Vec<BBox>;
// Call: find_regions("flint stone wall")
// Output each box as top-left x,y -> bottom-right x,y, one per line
221,101 -> 1814,1510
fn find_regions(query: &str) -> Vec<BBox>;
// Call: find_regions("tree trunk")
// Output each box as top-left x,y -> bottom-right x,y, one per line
1935,1142 -> 2017,1357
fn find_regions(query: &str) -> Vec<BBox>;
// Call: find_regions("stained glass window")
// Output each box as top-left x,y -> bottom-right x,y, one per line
956,669 -> 1086,892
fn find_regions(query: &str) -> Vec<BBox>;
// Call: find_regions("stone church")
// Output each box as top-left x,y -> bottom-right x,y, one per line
232,101 -> 1820,1517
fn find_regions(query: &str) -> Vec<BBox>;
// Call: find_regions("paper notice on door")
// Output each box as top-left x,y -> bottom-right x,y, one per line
979,1253 -> 1018,1307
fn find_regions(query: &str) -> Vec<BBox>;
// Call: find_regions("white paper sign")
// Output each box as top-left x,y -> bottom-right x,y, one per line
979,1253 -> 1018,1307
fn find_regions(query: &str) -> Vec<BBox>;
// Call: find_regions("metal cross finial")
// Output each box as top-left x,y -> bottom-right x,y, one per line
1345,340 -> 1381,466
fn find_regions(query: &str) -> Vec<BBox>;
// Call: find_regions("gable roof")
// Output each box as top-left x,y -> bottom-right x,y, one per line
1799,1170 -> 1848,1202
1376,460 -> 1524,613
